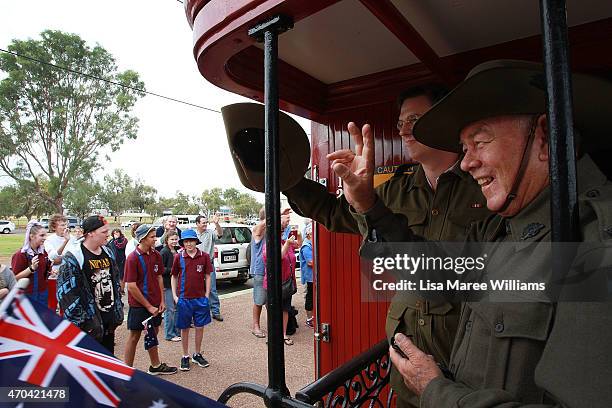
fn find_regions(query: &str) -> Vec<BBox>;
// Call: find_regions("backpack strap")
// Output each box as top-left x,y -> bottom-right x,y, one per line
136,253 -> 148,301
179,255 -> 186,299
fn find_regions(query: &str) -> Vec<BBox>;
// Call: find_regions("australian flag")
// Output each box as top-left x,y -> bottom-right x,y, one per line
0,282 -> 227,407
142,316 -> 159,351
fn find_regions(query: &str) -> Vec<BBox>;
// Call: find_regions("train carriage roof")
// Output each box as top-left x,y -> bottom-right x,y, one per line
185,0 -> 612,120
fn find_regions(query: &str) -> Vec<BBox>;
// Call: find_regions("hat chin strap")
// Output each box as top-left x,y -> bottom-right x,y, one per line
498,116 -> 539,214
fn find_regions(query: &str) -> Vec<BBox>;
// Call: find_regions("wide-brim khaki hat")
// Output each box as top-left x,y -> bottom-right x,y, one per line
221,103 -> 310,193
413,60 -> 612,153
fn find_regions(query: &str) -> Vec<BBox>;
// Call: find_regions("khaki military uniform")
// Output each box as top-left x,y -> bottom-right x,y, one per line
356,156 -> 612,407
285,163 -> 490,407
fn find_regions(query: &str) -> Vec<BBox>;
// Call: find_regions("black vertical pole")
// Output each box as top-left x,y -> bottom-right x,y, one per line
248,15 -> 294,408
263,25 -> 286,404
539,0 -> 579,242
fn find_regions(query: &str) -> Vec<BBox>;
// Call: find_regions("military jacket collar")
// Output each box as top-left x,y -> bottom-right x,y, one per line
410,160 -> 468,192
503,186 -> 551,242
576,154 -> 607,199
492,155 -> 606,242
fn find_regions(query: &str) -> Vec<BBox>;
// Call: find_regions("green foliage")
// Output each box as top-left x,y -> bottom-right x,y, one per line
99,170 -> 132,218
0,182 -> 55,219
0,30 -> 145,212
130,181 -> 157,212
0,186 -> 19,218
231,192 -> 262,217
199,187 -> 261,217
63,177 -> 102,219
200,188 -> 225,213
172,192 -> 200,215
98,169 -> 157,218
145,197 -> 176,218
223,188 -> 241,204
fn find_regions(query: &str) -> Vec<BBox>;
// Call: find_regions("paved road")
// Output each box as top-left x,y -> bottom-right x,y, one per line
115,278 -> 315,407
216,278 -> 254,296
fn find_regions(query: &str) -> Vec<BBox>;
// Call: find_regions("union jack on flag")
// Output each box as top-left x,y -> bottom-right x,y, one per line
0,282 -> 226,407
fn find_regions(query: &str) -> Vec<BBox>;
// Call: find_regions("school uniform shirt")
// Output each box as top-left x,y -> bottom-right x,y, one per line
124,247 -> 163,307
171,249 -> 212,299
11,250 -> 51,295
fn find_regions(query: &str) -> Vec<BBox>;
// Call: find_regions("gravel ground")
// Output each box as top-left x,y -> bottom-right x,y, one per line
114,283 -> 314,408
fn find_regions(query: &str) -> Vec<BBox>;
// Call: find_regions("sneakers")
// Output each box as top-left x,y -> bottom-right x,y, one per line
192,353 -> 210,368
148,362 -> 178,375
166,336 -> 182,342
212,314 -> 224,322
180,356 -> 190,371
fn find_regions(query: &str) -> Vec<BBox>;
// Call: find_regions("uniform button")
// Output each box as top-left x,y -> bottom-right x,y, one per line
586,189 -> 600,198
494,322 -> 504,333
431,209 -> 440,216
418,318 -> 425,326
465,321 -> 473,331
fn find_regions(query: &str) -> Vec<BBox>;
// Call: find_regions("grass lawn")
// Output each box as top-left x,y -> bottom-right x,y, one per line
0,233 -> 24,262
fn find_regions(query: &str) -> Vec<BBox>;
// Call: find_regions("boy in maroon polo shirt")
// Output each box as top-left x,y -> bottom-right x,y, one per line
123,224 -> 177,375
171,229 -> 212,371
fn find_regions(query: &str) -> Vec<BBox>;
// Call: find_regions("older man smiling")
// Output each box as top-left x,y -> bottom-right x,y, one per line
331,60 -> 612,407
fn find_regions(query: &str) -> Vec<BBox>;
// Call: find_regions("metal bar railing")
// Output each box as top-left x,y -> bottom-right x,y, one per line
296,339 -> 393,407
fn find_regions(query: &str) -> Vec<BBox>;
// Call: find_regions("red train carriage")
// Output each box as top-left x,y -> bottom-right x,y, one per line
183,1 -> 612,406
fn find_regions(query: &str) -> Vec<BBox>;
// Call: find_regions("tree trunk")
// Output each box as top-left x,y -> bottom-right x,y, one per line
54,196 -> 64,214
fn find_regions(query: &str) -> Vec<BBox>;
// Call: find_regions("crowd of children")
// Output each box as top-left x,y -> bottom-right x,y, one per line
5,214 -> 218,376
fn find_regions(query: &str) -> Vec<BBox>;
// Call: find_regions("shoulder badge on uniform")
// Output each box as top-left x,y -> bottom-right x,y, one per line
393,163 -> 416,178
520,223 -> 545,240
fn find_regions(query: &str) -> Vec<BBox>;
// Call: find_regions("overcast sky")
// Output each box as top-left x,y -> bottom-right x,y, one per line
0,0 -> 310,201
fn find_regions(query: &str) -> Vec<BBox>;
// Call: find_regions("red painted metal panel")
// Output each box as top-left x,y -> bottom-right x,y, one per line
312,102 -> 395,378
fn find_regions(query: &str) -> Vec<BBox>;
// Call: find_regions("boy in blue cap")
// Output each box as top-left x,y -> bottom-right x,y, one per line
171,229 -> 213,371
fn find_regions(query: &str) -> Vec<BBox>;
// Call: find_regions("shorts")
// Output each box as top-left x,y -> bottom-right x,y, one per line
281,294 -> 292,312
176,297 -> 211,330
253,275 -> 266,306
127,307 -> 162,331
268,288 -> 293,312
304,282 -> 313,311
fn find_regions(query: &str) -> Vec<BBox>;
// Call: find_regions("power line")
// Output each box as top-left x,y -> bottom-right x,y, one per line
0,48 -> 220,114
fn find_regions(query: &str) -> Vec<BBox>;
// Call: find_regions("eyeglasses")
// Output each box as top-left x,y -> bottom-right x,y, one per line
396,114 -> 422,131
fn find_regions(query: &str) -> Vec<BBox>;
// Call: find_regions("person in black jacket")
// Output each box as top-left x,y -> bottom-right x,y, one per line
108,228 -> 128,291
159,230 -> 181,341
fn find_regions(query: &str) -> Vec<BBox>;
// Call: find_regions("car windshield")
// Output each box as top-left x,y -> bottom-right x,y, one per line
216,227 -> 252,244
233,227 -> 252,244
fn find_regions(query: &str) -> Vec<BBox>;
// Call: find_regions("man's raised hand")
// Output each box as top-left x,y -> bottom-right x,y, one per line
327,122 -> 376,213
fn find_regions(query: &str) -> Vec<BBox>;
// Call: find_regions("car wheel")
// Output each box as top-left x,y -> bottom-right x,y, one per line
2,228 -> 9,234
232,278 -> 248,285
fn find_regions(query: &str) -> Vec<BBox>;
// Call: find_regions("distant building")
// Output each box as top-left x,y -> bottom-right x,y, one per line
119,211 -> 152,220
90,208 -> 110,217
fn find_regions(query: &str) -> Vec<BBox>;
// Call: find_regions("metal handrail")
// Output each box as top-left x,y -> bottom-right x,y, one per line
218,382 -> 314,408
296,339 -> 393,407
